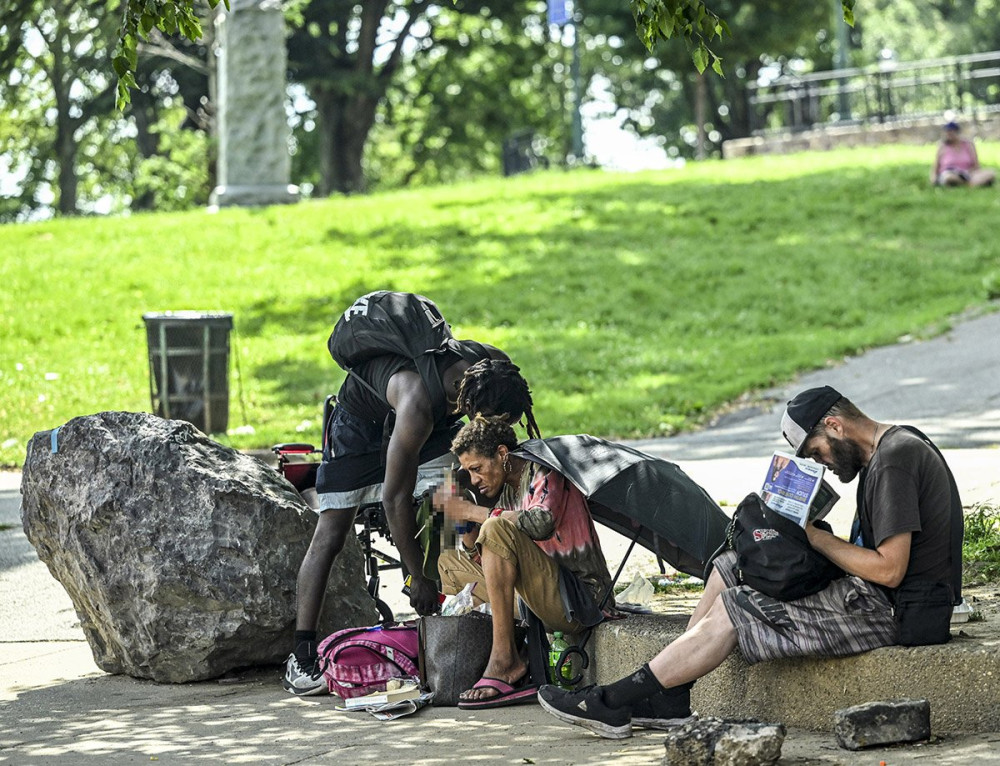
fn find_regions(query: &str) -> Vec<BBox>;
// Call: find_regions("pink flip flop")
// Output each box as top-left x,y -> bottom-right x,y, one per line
456,672 -> 539,710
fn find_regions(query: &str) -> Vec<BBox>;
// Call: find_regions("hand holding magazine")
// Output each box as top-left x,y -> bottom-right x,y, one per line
760,451 -> 839,527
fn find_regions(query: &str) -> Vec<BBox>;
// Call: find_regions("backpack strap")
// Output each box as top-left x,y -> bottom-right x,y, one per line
346,344 -> 463,432
898,425 -> 964,604
325,637 -> 419,678
857,426 -> 963,604
316,625 -> 371,655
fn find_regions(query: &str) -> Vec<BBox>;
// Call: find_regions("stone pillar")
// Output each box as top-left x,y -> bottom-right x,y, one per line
210,0 -> 298,207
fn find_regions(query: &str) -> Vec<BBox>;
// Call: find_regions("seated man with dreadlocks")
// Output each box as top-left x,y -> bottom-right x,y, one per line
433,416 -> 614,709
284,350 -> 539,696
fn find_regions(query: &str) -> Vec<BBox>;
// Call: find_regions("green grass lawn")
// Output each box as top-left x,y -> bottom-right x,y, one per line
1,143 -> 999,467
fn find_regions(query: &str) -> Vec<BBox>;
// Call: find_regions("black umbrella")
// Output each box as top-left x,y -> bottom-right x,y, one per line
512,434 -> 730,579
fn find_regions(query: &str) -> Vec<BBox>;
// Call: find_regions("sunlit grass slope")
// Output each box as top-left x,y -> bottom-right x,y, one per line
2,143 -> 998,466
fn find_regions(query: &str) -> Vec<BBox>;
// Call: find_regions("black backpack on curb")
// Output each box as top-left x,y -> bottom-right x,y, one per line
710,493 -> 844,602
328,291 -> 480,423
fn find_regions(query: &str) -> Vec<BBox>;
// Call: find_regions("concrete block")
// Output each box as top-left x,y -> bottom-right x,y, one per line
662,717 -> 785,766
662,717 -> 725,766
833,698 -> 931,750
715,721 -> 786,765
593,613 -> 1000,733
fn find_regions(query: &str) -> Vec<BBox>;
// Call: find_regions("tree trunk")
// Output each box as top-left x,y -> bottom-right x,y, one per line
694,71 -> 707,161
54,121 -> 78,215
50,28 -> 78,216
130,89 -> 160,211
313,85 -> 378,195
726,61 -> 760,139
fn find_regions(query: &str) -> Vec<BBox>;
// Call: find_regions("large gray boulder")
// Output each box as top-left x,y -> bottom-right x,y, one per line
20,412 -> 375,682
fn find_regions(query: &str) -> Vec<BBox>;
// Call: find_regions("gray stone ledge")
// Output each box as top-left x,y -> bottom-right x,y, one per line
209,184 -> 300,208
592,613 -> 1000,733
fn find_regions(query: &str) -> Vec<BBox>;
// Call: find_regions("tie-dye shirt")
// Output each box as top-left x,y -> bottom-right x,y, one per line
497,465 -> 613,603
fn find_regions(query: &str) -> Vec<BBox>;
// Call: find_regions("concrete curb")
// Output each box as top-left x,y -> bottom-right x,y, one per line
592,613 -> 1000,734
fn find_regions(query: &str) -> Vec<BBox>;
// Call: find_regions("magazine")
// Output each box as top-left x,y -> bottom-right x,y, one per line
760,451 -> 839,527
339,682 -> 422,711
335,687 -> 433,721
368,693 -> 434,721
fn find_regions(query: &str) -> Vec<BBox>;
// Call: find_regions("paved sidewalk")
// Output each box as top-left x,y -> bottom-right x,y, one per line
2,310 -> 999,764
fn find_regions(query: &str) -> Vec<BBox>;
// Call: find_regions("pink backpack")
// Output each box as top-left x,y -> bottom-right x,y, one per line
317,622 -> 420,698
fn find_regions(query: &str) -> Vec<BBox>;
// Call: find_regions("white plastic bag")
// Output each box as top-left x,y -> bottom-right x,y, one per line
616,574 -> 654,607
440,581 -> 477,616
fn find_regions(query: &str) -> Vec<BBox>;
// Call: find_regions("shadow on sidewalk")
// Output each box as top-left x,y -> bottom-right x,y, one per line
0,667 -> 665,764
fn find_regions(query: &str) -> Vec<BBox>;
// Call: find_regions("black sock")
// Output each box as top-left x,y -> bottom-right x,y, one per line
601,663 -> 666,709
294,630 -> 317,662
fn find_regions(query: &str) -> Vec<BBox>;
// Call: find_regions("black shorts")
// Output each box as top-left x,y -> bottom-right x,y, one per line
314,405 -> 460,499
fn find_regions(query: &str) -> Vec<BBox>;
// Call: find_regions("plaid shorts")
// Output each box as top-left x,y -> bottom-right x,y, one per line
715,550 -> 899,665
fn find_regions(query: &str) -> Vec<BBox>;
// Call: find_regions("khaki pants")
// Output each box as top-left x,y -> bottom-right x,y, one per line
438,516 -> 582,633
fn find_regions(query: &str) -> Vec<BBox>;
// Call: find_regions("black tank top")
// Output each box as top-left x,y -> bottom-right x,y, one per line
337,340 -> 491,424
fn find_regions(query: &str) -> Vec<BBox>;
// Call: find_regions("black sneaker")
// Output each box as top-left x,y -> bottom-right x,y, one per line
631,684 -> 696,730
282,653 -> 328,696
537,684 -> 631,739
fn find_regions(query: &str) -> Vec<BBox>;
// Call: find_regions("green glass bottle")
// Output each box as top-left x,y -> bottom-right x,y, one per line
548,632 -> 573,689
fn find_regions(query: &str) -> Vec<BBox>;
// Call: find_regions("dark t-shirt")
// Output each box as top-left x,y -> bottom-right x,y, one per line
859,426 -> 958,589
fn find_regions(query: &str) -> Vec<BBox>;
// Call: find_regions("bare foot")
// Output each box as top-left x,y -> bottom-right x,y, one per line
459,657 -> 528,702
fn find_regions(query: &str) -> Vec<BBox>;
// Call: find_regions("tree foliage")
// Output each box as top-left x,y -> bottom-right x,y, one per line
112,0 -> 857,107
0,0 -> 212,219
113,0 -> 226,109
576,1 -> 834,159
368,10 -> 563,187
0,0 -> 121,217
283,0 -> 559,195
289,3 -> 564,192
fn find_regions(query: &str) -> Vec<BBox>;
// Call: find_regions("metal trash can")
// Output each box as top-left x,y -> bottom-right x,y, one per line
502,130 -> 545,177
142,311 -> 234,434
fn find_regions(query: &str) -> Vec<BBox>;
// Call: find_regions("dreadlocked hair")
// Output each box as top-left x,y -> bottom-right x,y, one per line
451,415 -> 518,458
455,358 -> 541,439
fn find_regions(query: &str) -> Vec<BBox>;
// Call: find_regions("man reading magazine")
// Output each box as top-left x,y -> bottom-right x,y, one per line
536,386 -> 963,739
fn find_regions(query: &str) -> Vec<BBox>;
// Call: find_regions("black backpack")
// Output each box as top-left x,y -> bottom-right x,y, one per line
328,291 -> 480,423
712,492 -> 844,602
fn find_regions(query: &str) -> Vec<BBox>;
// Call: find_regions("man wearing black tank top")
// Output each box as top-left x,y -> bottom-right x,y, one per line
283,342 -> 540,695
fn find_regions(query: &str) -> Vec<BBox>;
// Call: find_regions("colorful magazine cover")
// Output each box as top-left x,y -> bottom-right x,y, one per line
760,451 -> 839,527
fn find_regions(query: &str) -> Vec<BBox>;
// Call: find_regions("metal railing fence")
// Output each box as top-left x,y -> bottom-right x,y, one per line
748,50 -> 1000,135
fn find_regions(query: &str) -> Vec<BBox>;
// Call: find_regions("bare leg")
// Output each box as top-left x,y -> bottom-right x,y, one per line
647,594 -> 738,689
296,507 -> 358,631
686,566 -> 728,629
460,547 -> 527,701
970,168 -> 996,187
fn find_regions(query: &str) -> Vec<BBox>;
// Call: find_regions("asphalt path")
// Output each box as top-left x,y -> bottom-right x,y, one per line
631,308 -> 1000,460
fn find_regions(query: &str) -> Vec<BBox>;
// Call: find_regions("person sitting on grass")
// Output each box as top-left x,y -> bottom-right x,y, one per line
433,415 -> 614,709
931,121 -> 996,188
537,387 -> 963,739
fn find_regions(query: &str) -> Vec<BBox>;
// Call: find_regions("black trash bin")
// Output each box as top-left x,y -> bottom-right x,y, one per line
502,130 -> 543,177
143,311 -> 234,434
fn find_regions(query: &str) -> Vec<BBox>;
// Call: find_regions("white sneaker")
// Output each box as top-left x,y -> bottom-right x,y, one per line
282,653 -> 328,696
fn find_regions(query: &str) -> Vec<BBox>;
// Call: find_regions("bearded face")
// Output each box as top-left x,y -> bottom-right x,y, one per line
802,430 -> 868,483
825,434 -> 867,482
